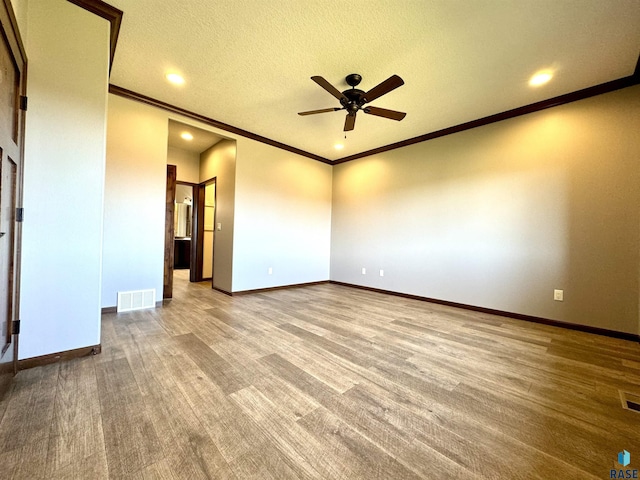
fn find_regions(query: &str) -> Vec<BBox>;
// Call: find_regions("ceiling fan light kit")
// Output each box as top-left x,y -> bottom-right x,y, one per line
299,73 -> 406,132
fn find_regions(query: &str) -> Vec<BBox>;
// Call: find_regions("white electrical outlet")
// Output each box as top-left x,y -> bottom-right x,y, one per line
361,267 -> 366,275
554,289 -> 564,301
268,267 -> 273,275
380,270 -> 384,277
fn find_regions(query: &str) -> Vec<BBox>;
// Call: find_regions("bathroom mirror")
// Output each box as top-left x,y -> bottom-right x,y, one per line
174,184 -> 193,238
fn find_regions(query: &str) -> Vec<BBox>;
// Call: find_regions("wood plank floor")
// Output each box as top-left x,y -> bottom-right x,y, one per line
1,270 -> 639,479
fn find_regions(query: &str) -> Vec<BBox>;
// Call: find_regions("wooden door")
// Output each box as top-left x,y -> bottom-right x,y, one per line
163,165 -> 177,299
0,0 -> 27,384
191,178 -> 217,283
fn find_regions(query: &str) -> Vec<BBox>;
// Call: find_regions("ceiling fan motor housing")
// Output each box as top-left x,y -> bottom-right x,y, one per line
341,88 -> 365,113
343,74 -> 364,114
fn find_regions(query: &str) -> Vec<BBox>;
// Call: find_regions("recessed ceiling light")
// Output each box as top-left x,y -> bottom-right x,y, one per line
166,72 -> 185,85
181,132 -> 193,141
529,70 -> 553,87
334,143 -> 344,150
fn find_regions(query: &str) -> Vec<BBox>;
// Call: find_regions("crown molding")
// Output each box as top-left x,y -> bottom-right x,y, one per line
334,60 -> 640,165
111,69 -> 639,168
109,84 -> 332,164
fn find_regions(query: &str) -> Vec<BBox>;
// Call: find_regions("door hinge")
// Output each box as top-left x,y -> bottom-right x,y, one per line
16,207 -> 23,222
19,95 -> 27,111
11,320 -> 20,335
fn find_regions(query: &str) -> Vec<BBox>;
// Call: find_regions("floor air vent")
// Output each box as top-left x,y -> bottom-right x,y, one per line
117,289 -> 156,313
619,391 -> 640,413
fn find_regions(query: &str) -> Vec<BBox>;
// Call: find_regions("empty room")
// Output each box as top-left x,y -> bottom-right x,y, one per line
1,0 -> 639,478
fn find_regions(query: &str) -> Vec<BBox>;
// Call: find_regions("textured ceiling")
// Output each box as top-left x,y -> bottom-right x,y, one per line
168,119 -> 224,154
108,0 -> 640,161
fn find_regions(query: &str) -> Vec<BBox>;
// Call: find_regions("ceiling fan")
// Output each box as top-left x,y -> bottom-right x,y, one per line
298,73 -> 406,132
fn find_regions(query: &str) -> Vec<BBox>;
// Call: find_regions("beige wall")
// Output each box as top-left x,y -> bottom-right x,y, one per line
200,139 -> 236,292
331,85 -> 640,334
102,95 -> 168,307
104,96 -> 333,299
168,146 -> 200,184
104,86 -> 638,334
232,140 -> 332,292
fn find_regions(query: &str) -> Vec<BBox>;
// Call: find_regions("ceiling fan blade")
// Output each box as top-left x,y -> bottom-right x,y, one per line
298,107 -> 342,116
362,75 -> 404,103
363,106 -> 406,121
344,113 -> 356,131
311,76 -> 348,102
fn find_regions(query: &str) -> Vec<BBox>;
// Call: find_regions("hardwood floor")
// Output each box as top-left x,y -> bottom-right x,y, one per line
0,270 -> 639,478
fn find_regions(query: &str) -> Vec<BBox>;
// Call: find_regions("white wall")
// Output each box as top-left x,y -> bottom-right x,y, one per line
20,0 -> 109,358
167,146 -> 199,184
331,85 -> 640,334
232,140 -> 332,292
200,140 -> 236,292
102,95 -> 167,307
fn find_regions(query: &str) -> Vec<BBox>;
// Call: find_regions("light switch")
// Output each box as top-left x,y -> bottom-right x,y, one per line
217,223 -> 222,231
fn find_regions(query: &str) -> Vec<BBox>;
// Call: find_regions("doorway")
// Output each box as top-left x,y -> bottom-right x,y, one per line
163,120 -> 231,297
163,174 -> 216,296
174,182 -> 194,272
